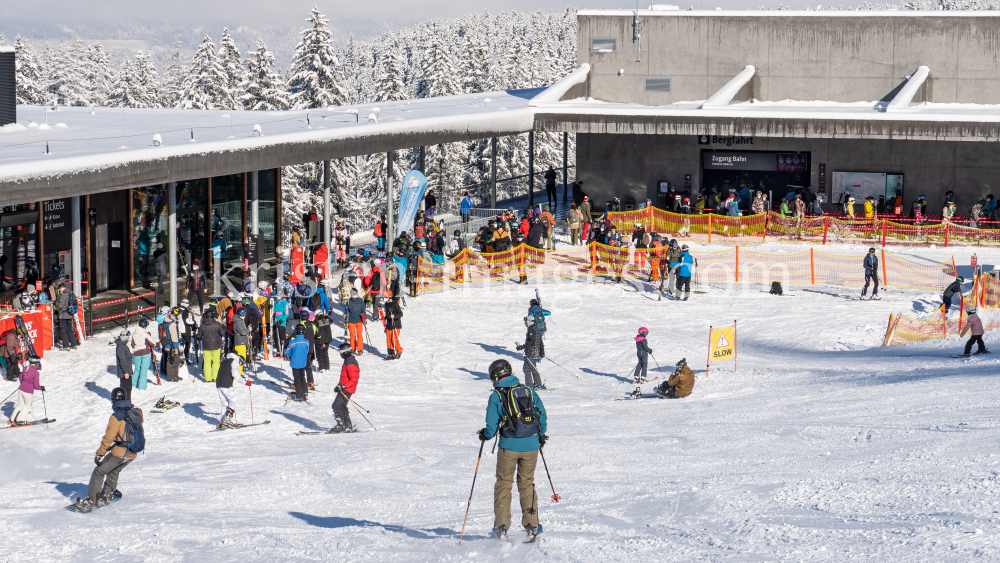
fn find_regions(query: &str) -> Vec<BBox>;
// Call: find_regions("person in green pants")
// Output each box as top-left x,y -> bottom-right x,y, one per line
198,309 -> 227,382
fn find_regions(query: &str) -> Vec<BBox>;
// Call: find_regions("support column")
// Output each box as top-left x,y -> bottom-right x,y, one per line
562,132 -> 569,201
71,196 -> 82,297
323,160 -> 331,275
528,131 -> 535,208
418,146 -> 425,174
167,182 -> 178,307
491,137 -> 498,210
387,151 -> 395,255
251,171 -> 260,276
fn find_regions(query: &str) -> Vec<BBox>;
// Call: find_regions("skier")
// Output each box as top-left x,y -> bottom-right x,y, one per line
958,305 -> 988,357
10,356 -> 43,425
346,289 -> 367,355
76,387 -> 142,512
115,330 -> 134,401
862,247 -> 881,300
284,325 -> 311,402
383,294 -> 404,361
216,351 -> 249,429
130,319 -> 156,391
654,358 -> 695,399
315,313 -> 334,373
232,307 -> 250,373
665,240 -> 681,297
671,245 -> 695,301
634,327 -> 652,383
515,318 -> 545,389
198,310 -> 227,382
478,359 -> 548,541
273,295 -> 290,353
178,299 -> 198,363
527,299 -> 550,335
330,342 -> 360,433
943,277 -> 964,313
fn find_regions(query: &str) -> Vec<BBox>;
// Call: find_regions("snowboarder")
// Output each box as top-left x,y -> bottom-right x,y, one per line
862,248 -> 881,300
515,319 -> 545,389
216,351 -> 249,429
478,359 -> 548,541
130,319 -> 156,391
943,277 -> 963,313
284,325 -> 311,402
634,327 -> 652,383
10,356 -> 43,425
383,295 -> 403,360
330,342 -> 359,433
346,289 -> 367,355
77,387 -> 142,512
654,358 -> 695,399
115,330 -> 133,401
958,305 -> 988,357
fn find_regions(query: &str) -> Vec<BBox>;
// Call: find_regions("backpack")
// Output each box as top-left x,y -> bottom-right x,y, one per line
116,408 -> 145,455
769,281 -> 783,296
495,385 -> 540,439
66,293 -> 78,315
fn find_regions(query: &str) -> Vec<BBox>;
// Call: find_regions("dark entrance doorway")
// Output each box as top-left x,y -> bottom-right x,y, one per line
701,150 -> 811,203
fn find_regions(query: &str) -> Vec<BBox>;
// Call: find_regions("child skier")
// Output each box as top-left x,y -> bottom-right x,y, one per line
655,358 -> 695,399
216,351 -> 249,429
958,305 -> 988,357
384,295 -> 404,360
527,299 -> 550,334
9,356 -> 43,425
634,327 -> 652,384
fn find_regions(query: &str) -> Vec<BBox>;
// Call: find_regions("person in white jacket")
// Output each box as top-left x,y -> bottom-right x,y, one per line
130,319 -> 156,390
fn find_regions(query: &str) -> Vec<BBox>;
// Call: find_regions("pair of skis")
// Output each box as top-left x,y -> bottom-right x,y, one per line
2,418 -> 56,429
208,420 -> 271,432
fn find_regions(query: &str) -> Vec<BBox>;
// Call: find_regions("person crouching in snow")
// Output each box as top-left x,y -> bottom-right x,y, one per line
216,351 -> 249,429
655,358 -> 695,399
959,306 -> 988,357
634,327 -> 652,384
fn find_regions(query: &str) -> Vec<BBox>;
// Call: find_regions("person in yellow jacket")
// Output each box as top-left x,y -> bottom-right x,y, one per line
845,196 -> 856,218
863,197 -> 875,219
75,387 -> 142,512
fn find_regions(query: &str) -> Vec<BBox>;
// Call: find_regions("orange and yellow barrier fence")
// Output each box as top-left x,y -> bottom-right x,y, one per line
884,272 -> 1000,346
415,244 -> 957,294
601,208 -> 1000,247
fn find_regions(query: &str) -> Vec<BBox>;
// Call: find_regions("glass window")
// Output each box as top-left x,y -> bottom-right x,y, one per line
131,186 -> 168,285
211,174 -> 244,262
177,179 -> 207,211
248,169 -> 277,257
590,37 -> 617,52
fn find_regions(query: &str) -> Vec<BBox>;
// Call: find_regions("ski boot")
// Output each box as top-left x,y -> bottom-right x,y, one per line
955,353 -> 971,358
383,352 -> 396,361
525,524 -> 542,542
491,525 -> 508,540
327,424 -> 346,434
974,349 -> 991,355
871,294 -> 882,300
74,497 -> 94,513
630,387 -> 642,399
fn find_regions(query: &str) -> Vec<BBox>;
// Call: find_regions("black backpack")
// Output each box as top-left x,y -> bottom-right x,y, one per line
496,385 -> 540,439
116,408 -> 145,456
769,281 -> 783,296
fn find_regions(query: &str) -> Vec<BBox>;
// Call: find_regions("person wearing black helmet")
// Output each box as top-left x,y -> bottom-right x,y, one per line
862,248 -> 881,300
76,387 -> 142,512
329,342 -> 360,433
115,329 -> 134,400
655,358 -> 695,399
943,276 -> 964,313
284,324 -> 311,401
478,358 -> 548,541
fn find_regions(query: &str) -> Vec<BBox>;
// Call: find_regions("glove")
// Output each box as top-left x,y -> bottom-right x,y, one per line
515,343 -> 525,351
539,353 -> 545,359
539,434 -> 549,448
335,384 -> 345,394
94,454 -> 102,466
40,386 -> 46,392
477,428 -> 488,442
245,380 -> 252,387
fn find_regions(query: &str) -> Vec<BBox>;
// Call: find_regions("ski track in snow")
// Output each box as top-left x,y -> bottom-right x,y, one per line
2,242 -> 1000,562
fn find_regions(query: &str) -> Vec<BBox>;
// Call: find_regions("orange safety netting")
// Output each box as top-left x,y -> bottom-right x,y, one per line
883,274 -> 1000,346
415,244 -> 957,294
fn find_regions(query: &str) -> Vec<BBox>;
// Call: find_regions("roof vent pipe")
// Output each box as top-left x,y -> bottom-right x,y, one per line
252,124 -> 263,137
701,65 -> 756,108
152,133 -> 162,146
886,66 -> 929,112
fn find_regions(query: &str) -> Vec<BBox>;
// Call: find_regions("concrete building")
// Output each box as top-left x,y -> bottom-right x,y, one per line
538,9 -> 1000,213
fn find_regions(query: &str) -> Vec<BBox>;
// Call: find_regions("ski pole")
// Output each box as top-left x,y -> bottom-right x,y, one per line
538,445 -> 561,503
0,388 -> 17,406
650,353 -> 663,373
362,322 -> 375,355
339,390 -> 376,430
458,439 -> 486,545
544,357 -> 579,379
248,381 -> 255,425
490,433 -> 499,454
41,389 -> 48,422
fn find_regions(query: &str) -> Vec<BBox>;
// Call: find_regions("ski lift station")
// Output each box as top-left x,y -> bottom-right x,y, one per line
2,10 -> 1000,303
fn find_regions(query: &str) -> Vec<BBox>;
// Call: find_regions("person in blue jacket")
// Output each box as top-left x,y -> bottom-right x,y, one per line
283,325 -> 311,402
460,191 -> 474,229
670,244 -> 695,301
478,359 -> 548,541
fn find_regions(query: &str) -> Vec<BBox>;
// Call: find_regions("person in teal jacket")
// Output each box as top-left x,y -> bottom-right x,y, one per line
272,297 -> 290,352
669,245 -> 695,301
479,359 -> 548,541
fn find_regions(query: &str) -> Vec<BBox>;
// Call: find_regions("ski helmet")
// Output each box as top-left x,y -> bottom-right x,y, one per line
294,325 -> 305,336
258,281 -> 269,290
338,342 -> 353,356
681,244 -> 689,251
111,387 -> 127,402
670,239 -> 678,247
180,299 -> 190,307
160,306 -> 170,314
676,358 -> 687,369
968,306 -> 978,314
28,356 -> 41,367
488,359 -> 513,383
138,318 -> 149,328
454,229 -> 461,237
868,248 -> 876,254
172,307 -> 182,316
638,327 -> 649,335
530,299 -> 539,307
957,276 -> 965,284
236,307 -> 246,317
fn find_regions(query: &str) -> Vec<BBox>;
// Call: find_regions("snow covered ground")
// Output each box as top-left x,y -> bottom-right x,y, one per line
3,242 -> 1000,562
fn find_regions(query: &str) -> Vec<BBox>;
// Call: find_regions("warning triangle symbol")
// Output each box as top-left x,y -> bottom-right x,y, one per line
716,333 -> 730,348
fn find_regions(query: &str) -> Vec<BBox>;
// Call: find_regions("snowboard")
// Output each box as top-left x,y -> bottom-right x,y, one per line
208,420 -> 271,432
951,351 -> 991,358
2,418 -> 56,429
66,490 -> 122,513
615,394 -> 659,401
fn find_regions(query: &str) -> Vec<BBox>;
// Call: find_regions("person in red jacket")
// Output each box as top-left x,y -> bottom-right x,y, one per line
329,342 -> 360,433
364,258 -> 386,322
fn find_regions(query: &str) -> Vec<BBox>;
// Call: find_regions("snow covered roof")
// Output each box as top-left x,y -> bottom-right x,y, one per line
0,89 -> 540,205
0,46 -> 14,53
577,9 -> 1000,17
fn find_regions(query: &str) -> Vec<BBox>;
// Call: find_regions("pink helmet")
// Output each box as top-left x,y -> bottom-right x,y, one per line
638,327 -> 649,335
